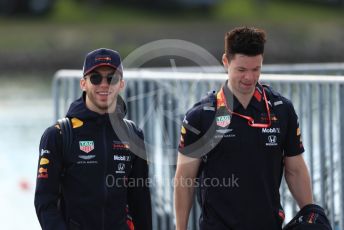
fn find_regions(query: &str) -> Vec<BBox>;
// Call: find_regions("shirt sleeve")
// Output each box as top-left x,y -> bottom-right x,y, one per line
127,128 -> 152,230
283,100 -> 305,157
178,105 -> 206,158
34,125 -> 68,230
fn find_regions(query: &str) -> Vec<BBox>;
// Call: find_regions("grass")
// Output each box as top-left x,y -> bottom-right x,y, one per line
0,0 -> 343,59
50,0 -> 159,24
1,0 -> 343,26
213,0 -> 344,25
50,0 -> 344,25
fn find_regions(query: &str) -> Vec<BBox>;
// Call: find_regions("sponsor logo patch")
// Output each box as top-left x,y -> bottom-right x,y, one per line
116,163 -> 126,174
71,118 -> 83,128
261,113 -> 278,122
37,173 -> 48,179
37,167 -> 48,178
266,135 -> 278,146
40,149 -> 50,156
181,126 -> 186,135
79,141 -> 94,153
274,101 -> 283,106
216,115 -> 231,127
40,158 -> 49,165
76,160 -> 98,165
96,56 -> 111,62
38,167 -> 48,173
215,128 -> 236,138
113,141 -> 130,150
262,128 -> 280,134
78,155 -> 96,160
216,129 -> 233,134
114,155 -> 131,161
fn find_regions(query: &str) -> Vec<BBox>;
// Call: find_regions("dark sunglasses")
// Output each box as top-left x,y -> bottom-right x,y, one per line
85,72 -> 122,85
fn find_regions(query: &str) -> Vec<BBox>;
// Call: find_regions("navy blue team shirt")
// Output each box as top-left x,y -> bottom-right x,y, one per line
179,81 -> 304,230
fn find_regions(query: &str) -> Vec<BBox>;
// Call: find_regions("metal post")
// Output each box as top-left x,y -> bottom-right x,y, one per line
148,81 -> 159,230
158,81 -> 167,230
137,79 -> 144,125
287,84 -> 298,215
52,75 -> 60,122
328,84 -> 335,228
318,84 -> 326,207
72,77 -> 80,102
166,80 -> 175,230
307,84 -> 314,188
339,84 -> 344,230
62,78 -> 69,117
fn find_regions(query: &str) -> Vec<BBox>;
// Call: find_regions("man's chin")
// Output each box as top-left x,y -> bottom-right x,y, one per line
102,103 -> 116,112
239,88 -> 254,95
93,101 -> 108,109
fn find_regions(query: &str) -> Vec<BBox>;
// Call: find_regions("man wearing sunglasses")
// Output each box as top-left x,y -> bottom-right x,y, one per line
174,27 -> 314,230
35,48 -> 152,230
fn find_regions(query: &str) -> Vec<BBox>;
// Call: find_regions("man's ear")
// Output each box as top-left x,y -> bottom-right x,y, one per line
80,77 -> 86,91
222,53 -> 229,68
119,79 -> 125,92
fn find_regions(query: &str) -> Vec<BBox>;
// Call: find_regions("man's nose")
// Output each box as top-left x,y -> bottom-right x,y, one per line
99,77 -> 109,86
244,71 -> 255,80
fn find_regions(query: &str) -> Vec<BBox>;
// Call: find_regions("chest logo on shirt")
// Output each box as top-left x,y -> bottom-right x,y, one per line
262,128 -> 280,134
216,128 -> 233,134
266,135 -> 278,146
79,141 -> 94,153
113,141 -> 130,150
114,155 -> 131,162
116,163 -> 126,174
216,115 -> 231,127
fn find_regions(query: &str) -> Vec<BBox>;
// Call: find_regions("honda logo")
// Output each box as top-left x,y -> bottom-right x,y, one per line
118,163 -> 125,171
268,135 -> 277,143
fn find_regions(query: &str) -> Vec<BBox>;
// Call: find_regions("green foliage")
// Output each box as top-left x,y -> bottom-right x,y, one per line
1,0 -> 343,25
0,0 -> 343,54
213,0 -> 344,24
50,0 -> 159,24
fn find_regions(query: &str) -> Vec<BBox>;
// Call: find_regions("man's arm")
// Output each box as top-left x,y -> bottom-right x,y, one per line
174,152 -> 201,230
34,126 -> 67,230
127,130 -> 152,230
127,156 -> 152,230
284,154 -> 313,208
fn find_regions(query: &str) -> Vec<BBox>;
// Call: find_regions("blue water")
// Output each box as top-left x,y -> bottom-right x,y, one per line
0,74 -> 53,229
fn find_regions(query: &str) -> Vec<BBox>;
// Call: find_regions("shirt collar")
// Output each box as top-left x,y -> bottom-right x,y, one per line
218,80 -> 265,112
221,81 -> 240,111
249,84 -> 265,112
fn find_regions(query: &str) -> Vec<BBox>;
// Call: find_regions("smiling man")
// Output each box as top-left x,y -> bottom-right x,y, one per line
174,27 -> 314,230
35,48 -> 152,230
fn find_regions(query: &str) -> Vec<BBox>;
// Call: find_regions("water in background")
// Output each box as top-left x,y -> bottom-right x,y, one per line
0,74 -> 53,229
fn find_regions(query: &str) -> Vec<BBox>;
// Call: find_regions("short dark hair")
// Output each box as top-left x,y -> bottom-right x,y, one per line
224,27 -> 267,59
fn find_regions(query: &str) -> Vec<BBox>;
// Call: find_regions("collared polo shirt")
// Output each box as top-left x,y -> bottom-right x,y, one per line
178,82 -> 304,230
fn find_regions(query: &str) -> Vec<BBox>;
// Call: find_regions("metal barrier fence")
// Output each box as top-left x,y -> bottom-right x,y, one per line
147,63 -> 344,75
52,66 -> 344,230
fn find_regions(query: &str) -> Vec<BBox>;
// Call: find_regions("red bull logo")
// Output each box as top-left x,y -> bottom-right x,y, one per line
39,167 -> 48,173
